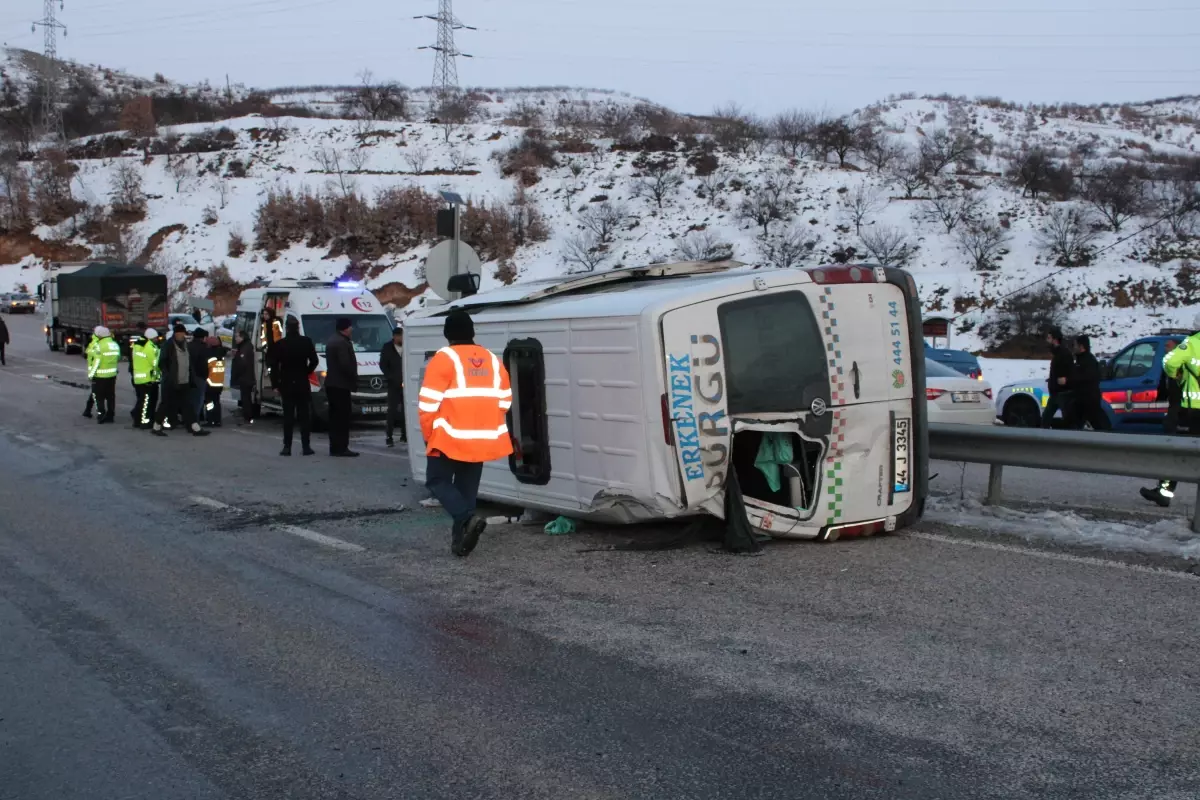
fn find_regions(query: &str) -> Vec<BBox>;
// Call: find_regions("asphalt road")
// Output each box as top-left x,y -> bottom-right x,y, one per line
1,312 -> 1198,799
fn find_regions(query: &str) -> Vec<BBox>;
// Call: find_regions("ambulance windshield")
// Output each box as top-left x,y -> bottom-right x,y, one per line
302,314 -> 393,353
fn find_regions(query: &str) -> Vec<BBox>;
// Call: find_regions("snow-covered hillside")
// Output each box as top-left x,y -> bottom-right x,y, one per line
3,51 -> 1199,351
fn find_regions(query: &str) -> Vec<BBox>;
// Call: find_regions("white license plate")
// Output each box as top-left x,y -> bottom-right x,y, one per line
360,405 -> 386,414
893,417 -> 911,494
951,391 -> 980,403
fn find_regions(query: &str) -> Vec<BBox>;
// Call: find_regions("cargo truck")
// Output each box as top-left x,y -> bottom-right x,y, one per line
40,262 -> 170,354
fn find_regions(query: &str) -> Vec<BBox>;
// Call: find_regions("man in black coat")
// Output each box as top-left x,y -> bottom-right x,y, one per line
1072,334 -> 1112,431
0,314 -> 8,365
1042,326 -> 1076,428
268,316 -> 319,456
379,326 -> 406,447
152,324 -> 210,437
188,327 -> 209,423
324,317 -> 359,457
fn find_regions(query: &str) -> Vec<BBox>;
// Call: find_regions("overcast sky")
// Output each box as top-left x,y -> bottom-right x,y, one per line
3,0 -> 1198,114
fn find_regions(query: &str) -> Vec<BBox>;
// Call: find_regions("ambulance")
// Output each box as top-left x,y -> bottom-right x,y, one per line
402,261 -> 929,542
233,280 -> 393,423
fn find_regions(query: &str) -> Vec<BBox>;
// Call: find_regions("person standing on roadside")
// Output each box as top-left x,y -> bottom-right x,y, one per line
1071,335 -> 1111,432
380,326 -> 406,447
0,314 -> 8,365
82,331 -> 101,418
1042,326 -> 1076,429
418,309 -> 513,557
152,324 -> 210,438
204,334 -> 228,427
91,326 -> 122,424
188,328 -> 209,424
269,316 -> 319,456
1141,313 -> 1200,507
324,317 -> 358,457
129,328 -> 161,429
230,330 -> 257,426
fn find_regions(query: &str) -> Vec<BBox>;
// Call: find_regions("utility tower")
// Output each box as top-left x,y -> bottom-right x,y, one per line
32,0 -> 67,140
416,0 -> 475,95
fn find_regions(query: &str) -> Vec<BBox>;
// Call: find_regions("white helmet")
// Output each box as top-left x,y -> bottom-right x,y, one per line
94,326 -> 111,338
145,328 -> 158,339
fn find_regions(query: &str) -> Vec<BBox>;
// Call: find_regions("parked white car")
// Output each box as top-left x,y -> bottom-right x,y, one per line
925,358 -> 995,425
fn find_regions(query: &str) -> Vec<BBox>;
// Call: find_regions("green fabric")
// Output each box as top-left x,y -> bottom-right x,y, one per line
132,340 -> 160,385
85,338 -> 100,378
754,432 -> 794,493
1164,332 -> 1200,409
544,516 -> 576,535
93,337 -> 121,378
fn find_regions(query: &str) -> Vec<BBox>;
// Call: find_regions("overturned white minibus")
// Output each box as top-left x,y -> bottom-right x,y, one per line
403,261 -> 928,541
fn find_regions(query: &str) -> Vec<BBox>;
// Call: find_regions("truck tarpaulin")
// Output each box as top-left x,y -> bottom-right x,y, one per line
56,263 -> 169,335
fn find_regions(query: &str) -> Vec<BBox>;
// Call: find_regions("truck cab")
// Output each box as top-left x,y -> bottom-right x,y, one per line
234,280 -> 393,423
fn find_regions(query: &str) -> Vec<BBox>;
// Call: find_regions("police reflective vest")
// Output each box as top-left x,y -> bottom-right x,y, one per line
92,336 -> 122,379
132,340 -> 160,385
85,337 -> 101,378
1164,332 -> 1200,409
207,355 -> 226,388
418,344 -> 514,462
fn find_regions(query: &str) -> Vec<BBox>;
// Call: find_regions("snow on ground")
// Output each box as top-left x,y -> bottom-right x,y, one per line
926,494 -> 1200,561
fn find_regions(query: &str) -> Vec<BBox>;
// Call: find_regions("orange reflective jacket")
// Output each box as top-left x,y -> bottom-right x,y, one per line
419,344 -> 514,462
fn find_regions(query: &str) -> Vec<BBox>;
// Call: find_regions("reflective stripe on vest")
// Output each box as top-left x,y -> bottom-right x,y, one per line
94,339 -> 121,378
207,356 -> 226,387
426,347 -> 512,439
132,345 -> 152,383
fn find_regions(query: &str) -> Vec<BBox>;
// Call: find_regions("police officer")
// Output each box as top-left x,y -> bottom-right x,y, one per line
91,326 -> 122,424
1141,312 -> 1200,507
129,328 -> 161,429
82,332 -> 101,418
204,335 -> 228,427
418,309 -> 513,557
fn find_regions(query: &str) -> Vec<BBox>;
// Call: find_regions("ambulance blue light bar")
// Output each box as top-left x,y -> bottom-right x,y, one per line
336,281 -> 360,289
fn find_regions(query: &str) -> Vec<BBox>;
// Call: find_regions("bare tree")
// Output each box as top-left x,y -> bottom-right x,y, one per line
759,226 -> 818,269
311,146 -> 355,197
562,231 -> 608,272
920,189 -> 983,234
0,150 -> 33,231
887,152 -> 931,199
844,184 -> 886,235
341,69 -> 408,121
633,160 -> 684,209
1150,179 -> 1199,238
94,221 -> 147,264
769,109 -> 816,159
815,117 -> 860,166
739,172 -> 796,236
1037,207 -> 1100,266
211,177 -> 230,210
109,160 -> 146,216
956,222 -> 1010,270
697,165 -> 732,206
506,97 -> 544,127
168,157 -> 193,193
1008,148 -> 1072,200
404,145 -> 430,174
346,147 -> 371,173
677,230 -> 735,262
919,128 -> 977,175
447,147 -> 473,172
148,249 -> 190,306
578,201 -> 626,245
1081,163 -> 1147,232
708,103 -> 760,155
860,226 -> 914,266
861,136 -> 904,173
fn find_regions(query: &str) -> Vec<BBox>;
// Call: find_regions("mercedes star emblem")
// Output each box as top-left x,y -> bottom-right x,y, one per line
369,377 -> 384,391
810,398 -> 827,416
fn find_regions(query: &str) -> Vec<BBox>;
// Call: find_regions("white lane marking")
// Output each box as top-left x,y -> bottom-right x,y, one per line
14,434 -> 34,442
276,524 -> 365,552
189,495 -> 365,552
908,531 -> 1199,581
36,442 -> 58,451
190,495 -> 235,511
10,354 -> 89,374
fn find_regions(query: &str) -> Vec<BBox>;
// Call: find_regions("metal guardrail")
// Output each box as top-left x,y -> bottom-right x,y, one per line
928,423 -> 1200,532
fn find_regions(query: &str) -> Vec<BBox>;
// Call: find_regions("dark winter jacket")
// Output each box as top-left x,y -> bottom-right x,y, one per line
379,340 -> 404,391
269,332 -> 319,393
0,317 -> 9,345
1047,344 -> 1075,396
230,340 -> 256,389
159,339 -> 194,396
187,337 -> 209,384
1073,351 -> 1103,403
324,332 -> 358,391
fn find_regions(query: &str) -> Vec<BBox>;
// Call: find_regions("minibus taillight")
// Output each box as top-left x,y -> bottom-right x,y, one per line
808,265 -> 879,285
661,393 -> 674,446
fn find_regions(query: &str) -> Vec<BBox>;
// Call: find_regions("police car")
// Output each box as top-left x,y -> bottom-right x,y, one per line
994,330 -> 1188,431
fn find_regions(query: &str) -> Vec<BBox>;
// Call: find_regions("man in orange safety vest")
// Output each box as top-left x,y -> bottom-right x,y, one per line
418,308 -> 513,557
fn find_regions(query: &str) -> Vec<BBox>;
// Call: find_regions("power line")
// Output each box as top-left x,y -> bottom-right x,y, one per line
956,200 -> 1200,321
416,0 -> 475,95
31,0 -> 67,142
